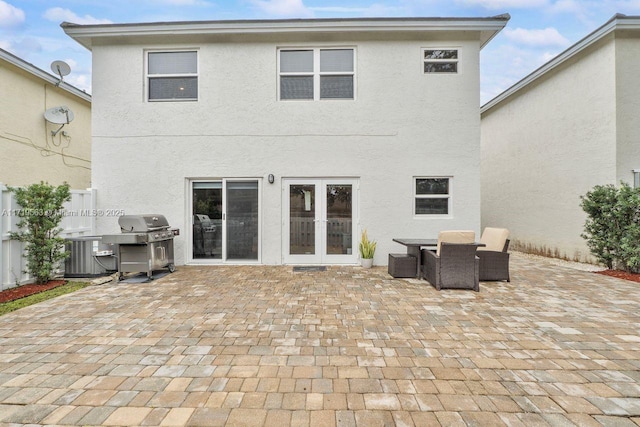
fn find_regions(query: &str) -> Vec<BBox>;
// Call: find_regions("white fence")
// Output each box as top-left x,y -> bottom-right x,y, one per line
0,183 -> 95,290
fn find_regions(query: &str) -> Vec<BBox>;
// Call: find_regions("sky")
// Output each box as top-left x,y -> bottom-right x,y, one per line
1,0 -> 640,104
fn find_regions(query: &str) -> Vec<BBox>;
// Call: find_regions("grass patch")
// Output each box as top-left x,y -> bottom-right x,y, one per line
0,281 -> 91,316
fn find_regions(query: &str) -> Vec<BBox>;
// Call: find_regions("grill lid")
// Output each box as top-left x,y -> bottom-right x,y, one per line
119,214 -> 170,233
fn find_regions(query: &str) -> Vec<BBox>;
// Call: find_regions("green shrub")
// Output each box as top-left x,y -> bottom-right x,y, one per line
9,182 -> 71,284
580,182 -> 640,271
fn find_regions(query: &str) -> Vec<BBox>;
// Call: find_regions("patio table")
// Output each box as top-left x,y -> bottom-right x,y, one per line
392,238 -> 486,278
392,238 -> 438,277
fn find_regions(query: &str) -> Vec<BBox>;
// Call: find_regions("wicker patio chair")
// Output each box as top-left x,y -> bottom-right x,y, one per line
477,227 -> 510,282
421,242 -> 480,292
434,230 -> 475,254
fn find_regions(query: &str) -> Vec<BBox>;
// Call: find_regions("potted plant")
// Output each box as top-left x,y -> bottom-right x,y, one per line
359,229 -> 376,268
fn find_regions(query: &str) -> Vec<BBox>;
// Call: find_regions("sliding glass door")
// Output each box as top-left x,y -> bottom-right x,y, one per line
191,179 -> 260,262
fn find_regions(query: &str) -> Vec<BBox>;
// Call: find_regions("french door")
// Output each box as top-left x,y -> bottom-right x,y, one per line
191,179 -> 260,262
284,178 -> 358,264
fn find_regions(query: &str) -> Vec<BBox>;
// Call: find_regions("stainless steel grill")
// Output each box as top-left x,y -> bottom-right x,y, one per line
102,214 -> 179,280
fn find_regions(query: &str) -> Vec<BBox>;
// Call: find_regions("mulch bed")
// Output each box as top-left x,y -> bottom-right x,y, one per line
0,280 -> 67,304
595,270 -> 640,283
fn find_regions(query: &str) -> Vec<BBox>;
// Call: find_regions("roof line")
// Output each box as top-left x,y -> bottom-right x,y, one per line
62,15 -> 510,51
61,15 -> 511,30
481,13 -> 640,113
0,48 -> 91,102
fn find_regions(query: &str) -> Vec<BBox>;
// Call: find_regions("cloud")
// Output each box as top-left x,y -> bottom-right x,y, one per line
156,0 -> 212,5
503,27 -> 570,47
248,0 -> 313,17
0,1 -> 25,29
310,4 -> 405,16
480,40 -> 564,103
43,7 -> 112,25
458,0 -> 548,9
65,73 -> 91,93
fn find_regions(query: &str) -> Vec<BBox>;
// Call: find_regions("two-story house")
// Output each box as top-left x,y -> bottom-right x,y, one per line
63,16 -> 508,266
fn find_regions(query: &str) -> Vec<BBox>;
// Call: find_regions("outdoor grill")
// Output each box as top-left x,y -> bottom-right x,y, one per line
102,214 -> 179,280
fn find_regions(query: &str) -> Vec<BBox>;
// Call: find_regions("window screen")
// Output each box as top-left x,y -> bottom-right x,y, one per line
320,49 -> 354,72
280,50 -> 313,73
147,51 -> 198,101
415,178 -> 451,215
423,49 -> 458,74
279,48 -> 355,101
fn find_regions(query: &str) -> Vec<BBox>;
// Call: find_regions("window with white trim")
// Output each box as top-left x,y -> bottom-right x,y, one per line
279,48 -> 355,100
147,51 -> 198,101
414,177 -> 451,215
423,49 -> 458,74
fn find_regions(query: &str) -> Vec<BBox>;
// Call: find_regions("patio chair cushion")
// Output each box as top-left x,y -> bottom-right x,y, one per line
437,230 -> 475,255
477,227 -> 510,252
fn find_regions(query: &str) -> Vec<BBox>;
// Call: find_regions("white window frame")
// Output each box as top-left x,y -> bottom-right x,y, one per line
413,177 -> 452,217
146,49 -> 199,102
422,48 -> 459,74
278,47 -> 356,101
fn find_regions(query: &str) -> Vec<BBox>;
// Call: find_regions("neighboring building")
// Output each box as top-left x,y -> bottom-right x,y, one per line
0,48 -> 91,189
481,14 -> 640,263
63,15 -> 508,266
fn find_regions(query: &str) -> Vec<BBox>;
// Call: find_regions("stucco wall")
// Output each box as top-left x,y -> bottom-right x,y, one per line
91,34 -> 483,265
0,61 -> 91,188
615,34 -> 640,184
481,35 -> 617,262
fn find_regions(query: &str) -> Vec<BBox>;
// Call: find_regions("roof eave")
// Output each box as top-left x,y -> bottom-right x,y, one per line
0,48 -> 91,102
62,15 -> 510,51
481,14 -> 640,114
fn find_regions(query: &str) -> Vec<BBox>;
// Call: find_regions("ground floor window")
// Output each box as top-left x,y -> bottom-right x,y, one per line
191,179 -> 259,262
414,177 -> 451,216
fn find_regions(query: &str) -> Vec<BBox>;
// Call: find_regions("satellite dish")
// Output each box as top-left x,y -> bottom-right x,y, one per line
44,106 -> 74,124
44,106 -> 74,136
50,60 -> 71,86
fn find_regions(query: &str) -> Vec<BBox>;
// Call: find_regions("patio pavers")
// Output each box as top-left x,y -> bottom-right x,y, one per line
0,254 -> 639,426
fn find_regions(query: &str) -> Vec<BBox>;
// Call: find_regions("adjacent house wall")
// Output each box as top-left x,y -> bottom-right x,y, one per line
0,58 -> 91,188
91,33 -> 484,265
615,33 -> 640,185
481,35 -> 617,262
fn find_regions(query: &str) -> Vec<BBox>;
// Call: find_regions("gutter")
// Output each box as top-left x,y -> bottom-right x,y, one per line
0,48 -> 91,103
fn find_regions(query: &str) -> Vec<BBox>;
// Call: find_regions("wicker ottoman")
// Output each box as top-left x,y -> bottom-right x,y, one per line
388,253 -> 417,278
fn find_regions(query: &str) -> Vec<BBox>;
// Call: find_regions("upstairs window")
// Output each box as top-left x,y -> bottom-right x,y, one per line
279,48 -> 355,100
423,49 -> 458,74
147,51 -> 198,101
414,177 -> 451,215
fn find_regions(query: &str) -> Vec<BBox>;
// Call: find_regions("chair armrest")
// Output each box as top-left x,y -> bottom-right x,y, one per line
477,250 -> 510,281
421,248 -> 439,284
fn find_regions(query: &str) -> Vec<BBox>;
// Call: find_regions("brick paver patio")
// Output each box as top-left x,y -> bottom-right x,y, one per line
0,254 -> 639,426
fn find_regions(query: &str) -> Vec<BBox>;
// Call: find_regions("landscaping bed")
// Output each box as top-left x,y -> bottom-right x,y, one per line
595,270 -> 640,283
0,280 -> 91,316
0,280 -> 67,303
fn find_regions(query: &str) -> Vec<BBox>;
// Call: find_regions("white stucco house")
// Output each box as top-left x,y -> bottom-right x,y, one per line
63,15 -> 508,266
0,48 -> 91,189
481,14 -> 640,263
